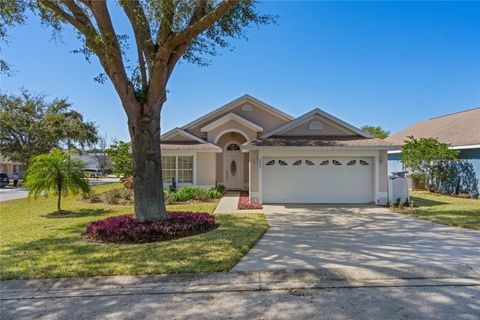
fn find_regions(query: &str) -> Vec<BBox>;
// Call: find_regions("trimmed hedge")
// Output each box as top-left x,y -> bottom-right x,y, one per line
164,185 -> 225,204
83,212 -> 217,243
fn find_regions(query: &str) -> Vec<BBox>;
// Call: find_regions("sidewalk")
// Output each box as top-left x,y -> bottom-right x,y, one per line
2,265 -> 479,300
214,191 -> 263,214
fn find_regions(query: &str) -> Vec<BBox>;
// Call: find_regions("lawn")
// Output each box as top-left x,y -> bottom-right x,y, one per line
0,184 -> 268,280
406,191 -> 480,230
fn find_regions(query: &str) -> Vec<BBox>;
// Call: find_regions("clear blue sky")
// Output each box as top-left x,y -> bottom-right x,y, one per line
1,1 -> 479,142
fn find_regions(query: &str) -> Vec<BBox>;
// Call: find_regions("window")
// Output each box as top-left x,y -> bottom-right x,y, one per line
278,160 -> 288,166
333,160 -> 342,166
360,160 -> 369,166
266,160 -> 275,166
347,160 -> 356,166
226,143 -> 240,151
308,121 -> 323,130
293,160 -> 302,166
320,160 -> 329,166
177,156 -> 193,183
305,160 -> 315,166
162,155 -> 194,184
162,156 -> 176,183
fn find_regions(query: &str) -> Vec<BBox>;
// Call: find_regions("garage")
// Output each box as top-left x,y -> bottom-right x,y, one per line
262,157 -> 374,203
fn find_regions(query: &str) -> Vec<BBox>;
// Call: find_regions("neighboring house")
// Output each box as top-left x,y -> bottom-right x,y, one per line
161,95 -> 396,205
0,155 -> 26,178
75,153 -> 112,172
386,108 -> 480,188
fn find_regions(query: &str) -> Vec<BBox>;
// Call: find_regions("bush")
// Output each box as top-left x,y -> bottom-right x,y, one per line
84,188 -> 133,205
83,212 -> 217,243
175,186 -> 198,202
238,191 -> 262,210
167,186 -> 226,203
207,188 -> 223,199
164,188 -> 177,204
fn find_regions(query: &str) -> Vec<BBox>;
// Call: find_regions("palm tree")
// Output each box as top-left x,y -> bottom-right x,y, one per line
25,148 -> 90,214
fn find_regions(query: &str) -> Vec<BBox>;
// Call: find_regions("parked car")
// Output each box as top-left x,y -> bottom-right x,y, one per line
0,173 -> 9,188
83,169 -> 102,179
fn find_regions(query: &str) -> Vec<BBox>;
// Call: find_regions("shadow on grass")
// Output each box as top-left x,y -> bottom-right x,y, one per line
43,208 -> 113,219
410,196 -> 448,207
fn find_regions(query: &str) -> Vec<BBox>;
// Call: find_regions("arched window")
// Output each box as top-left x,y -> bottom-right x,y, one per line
360,160 -> 369,166
305,160 -> 315,166
320,160 -> 329,166
347,160 -> 356,166
332,160 -> 342,166
226,143 -> 240,151
278,160 -> 288,166
293,160 -> 302,166
266,160 -> 275,166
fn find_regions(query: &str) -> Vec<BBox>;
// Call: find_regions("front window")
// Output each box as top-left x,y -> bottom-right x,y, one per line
162,155 -> 194,184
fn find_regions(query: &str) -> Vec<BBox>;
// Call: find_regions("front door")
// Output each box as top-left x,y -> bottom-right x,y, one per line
224,143 -> 244,190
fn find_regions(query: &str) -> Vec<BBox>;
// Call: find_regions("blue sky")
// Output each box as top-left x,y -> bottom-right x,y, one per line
1,1 -> 479,142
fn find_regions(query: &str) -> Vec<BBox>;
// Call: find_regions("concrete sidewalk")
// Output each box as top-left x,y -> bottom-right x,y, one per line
2,265 -> 479,300
213,191 -> 263,214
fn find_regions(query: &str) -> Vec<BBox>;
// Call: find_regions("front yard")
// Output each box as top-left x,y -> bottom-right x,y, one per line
0,184 -> 268,280
406,191 -> 480,230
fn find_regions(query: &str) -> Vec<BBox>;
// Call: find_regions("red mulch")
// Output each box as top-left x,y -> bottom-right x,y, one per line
238,191 -> 263,210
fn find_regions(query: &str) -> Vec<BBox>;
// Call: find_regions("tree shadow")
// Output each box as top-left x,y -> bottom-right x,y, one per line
43,208 -> 113,219
410,196 -> 448,207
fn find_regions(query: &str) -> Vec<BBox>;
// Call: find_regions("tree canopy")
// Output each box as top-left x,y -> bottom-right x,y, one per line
361,125 -> 390,139
106,140 -> 133,179
0,90 -> 98,163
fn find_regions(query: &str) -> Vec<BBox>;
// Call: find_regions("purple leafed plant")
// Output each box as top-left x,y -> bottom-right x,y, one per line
84,212 -> 217,243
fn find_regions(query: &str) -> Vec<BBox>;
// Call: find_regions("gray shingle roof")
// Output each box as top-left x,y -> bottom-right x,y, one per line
243,136 -> 396,148
386,108 -> 480,146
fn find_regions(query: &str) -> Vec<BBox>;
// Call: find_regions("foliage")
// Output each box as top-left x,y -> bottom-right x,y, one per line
166,185 -> 225,203
0,183 -> 269,279
106,140 -> 133,179
430,161 -> 479,198
238,191 -> 262,210
83,187 -> 133,205
0,90 -> 98,163
84,212 -> 217,243
401,136 -> 459,190
361,125 -> 390,139
124,175 -> 134,189
24,148 -> 90,213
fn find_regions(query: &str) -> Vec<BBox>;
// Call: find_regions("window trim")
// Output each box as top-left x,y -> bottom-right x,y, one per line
161,153 -> 196,186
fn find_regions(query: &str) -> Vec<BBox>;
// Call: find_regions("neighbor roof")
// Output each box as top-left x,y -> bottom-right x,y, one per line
161,141 -> 222,152
386,108 -> 480,147
242,136 -> 397,150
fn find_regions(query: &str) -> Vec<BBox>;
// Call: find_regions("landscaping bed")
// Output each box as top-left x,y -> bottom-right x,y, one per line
84,212 -> 217,243
238,191 -> 262,210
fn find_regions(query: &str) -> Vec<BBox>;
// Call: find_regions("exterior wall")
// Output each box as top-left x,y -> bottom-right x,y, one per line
279,116 -> 358,137
196,152 -> 216,186
249,150 -> 260,200
215,132 -> 247,185
206,120 -> 258,143
379,151 -> 388,193
187,102 -> 289,138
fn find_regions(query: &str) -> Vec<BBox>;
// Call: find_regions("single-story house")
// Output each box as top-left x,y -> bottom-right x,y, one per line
161,95 -> 397,205
0,155 -> 26,178
385,107 -> 480,190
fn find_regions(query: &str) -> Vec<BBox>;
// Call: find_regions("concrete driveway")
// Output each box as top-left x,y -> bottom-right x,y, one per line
233,204 -> 480,272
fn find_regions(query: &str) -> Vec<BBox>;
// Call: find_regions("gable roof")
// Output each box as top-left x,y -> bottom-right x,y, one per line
181,95 -> 293,130
386,107 -> 480,147
161,128 -> 207,143
261,108 -> 372,139
200,112 -> 263,132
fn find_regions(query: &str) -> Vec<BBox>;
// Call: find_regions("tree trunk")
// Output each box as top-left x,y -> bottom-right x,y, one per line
57,189 -> 62,214
129,102 -> 167,221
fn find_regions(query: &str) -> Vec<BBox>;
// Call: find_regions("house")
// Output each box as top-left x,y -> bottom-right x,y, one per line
385,107 -> 480,189
161,95 -> 397,205
0,155 -> 26,178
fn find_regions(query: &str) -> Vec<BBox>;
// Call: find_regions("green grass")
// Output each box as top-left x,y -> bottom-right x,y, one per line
0,184 -> 268,280
406,191 -> 480,230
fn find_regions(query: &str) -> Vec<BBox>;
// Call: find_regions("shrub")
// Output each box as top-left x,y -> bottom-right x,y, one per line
208,188 -> 223,199
194,188 -> 210,201
83,212 -> 217,243
215,184 -> 226,194
175,186 -> 198,202
238,191 -> 262,210
164,188 -> 177,204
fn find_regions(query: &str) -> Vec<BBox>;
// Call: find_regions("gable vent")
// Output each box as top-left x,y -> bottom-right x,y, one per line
308,121 -> 323,130
241,104 -> 252,112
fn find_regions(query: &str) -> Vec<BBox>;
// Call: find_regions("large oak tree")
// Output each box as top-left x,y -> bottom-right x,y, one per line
1,0 -> 272,220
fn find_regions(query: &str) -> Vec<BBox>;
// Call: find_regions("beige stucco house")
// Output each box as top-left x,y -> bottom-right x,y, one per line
0,155 -> 26,179
161,95 -> 396,204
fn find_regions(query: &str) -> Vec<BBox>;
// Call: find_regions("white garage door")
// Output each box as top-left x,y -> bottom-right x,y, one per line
262,157 -> 374,203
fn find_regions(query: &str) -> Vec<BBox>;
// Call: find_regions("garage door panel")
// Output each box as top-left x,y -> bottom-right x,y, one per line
262,157 -> 373,203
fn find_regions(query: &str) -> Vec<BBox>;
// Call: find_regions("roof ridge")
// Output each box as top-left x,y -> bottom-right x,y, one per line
428,107 -> 480,120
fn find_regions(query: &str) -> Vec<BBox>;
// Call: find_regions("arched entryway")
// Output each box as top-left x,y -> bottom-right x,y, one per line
215,132 -> 248,190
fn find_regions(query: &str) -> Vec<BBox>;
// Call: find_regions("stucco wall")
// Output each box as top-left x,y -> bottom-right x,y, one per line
187,102 -> 289,138
379,151 -> 388,193
249,150 -> 259,192
206,120 -> 257,143
279,116 -> 357,136
215,132 -> 247,184
196,153 -> 216,186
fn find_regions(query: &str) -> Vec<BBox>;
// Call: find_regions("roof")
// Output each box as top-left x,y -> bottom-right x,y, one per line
261,108 -> 372,139
242,136 -> 397,150
200,112 -> 263,132
386,108 -> 480,147
161,141 -> 222,152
